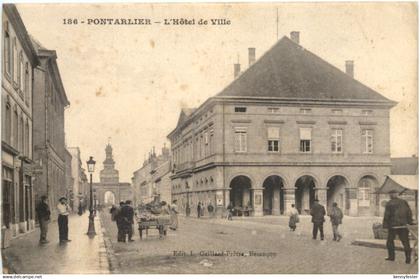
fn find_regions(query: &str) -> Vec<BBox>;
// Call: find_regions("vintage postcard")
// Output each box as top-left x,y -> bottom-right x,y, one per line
0,1 -> 418,276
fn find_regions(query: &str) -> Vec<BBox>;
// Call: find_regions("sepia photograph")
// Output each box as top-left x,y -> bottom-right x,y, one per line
0,1 -> 418,276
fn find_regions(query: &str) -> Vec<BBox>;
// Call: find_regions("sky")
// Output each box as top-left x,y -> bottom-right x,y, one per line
16,3 -> 418,182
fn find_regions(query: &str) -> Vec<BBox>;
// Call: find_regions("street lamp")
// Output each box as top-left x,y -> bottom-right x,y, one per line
86,156 -> 96,237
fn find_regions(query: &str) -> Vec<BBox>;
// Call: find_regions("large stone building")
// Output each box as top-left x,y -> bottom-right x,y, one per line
92,144 -> 132,207
168,32 -> 396,217
132,146 -> 172,205
1,4 -> 39,240
31,37 -> 70,217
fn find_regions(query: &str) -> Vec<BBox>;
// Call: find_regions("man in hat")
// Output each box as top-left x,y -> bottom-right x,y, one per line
116,201 -> 125,242
36,195 -> 50,244
57,197 -> 71,243
310,198 -> 326,240
383,189 -> 413,264
120,200 -> 135,242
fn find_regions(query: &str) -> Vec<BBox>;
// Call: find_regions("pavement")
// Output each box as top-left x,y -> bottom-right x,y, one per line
352,239 -> 404,250
2,212 -> 110,274
100,212 -> 418,274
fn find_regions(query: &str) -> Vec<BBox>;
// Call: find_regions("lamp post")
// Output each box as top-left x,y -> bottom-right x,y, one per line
86,156 -> 96,237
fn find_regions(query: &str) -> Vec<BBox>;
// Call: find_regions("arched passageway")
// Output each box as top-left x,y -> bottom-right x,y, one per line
263,175 -> 285,215
295,175 -> 316,214
229,176 -> 252,214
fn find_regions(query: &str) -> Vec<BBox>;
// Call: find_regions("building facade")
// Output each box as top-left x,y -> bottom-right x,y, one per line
92,144 -> 133,207
132,146 -> 172,205
64,148 -> 74,207
32,38 -> 70,217
67,147 -> 83,212
1,4 -> 39,240
168,33 -> 395,217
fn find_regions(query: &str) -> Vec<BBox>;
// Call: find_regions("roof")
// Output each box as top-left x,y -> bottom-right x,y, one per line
391,157 -> 419,175
30,38 -> 70,107
377,175 -> 418,194
175,107 -> 196,129
217,36 -> 394,104
30,36 -> 47,54
3,4 -> 39,67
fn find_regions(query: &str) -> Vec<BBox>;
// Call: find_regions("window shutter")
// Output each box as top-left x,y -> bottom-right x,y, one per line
300,128 -> 312,140
267,127 -> 279,139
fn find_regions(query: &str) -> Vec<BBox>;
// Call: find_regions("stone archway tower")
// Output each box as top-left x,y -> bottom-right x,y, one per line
93,143 -> 133,207
100,144 -> 119,184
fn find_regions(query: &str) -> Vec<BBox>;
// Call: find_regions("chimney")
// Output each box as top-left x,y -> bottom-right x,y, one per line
290,31 -> 300,44
234,63 -> 241,79
248,48 -> 256,66
345,60 -> 354,78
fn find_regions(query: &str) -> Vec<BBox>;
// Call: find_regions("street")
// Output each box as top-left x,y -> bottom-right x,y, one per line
100,211 -> 418,274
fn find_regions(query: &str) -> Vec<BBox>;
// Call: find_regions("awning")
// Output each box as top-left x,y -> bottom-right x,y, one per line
377,175 -> 418,194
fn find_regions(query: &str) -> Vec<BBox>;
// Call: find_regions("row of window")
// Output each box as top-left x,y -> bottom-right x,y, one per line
3,21 -> 31,106
234,127 -> 374,154
172,176 -> 215,191
235,106 -> 374,116
3,97 -> 31,156
173,129 -> 215,166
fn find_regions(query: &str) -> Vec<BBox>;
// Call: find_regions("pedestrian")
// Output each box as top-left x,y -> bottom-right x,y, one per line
36,195 -> 51,244
110,204 -> 117,221
169,200 -> 179,230
310,198 -> 326,240
383,189 -> 413,264
57,197 -> 71,244
121,200 -> 135,242
288,204 -> 299,231
116,201 -> 125,242
78,202 -> 83,216
197,202 -> 202,218
227,202 -> 234,221
329,202 -> 343,241
200,202 -> 205,217
207,202 -> 214,218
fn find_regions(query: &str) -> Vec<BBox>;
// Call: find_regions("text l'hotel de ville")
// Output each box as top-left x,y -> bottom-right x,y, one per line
62,18 -> 231,26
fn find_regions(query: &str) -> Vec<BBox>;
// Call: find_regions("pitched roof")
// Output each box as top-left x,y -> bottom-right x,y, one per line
391,157 -> 419,175
176,108 -> 196,127
217,36 -> 393,103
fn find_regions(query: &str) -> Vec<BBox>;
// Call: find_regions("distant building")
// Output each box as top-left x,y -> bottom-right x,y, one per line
168,32 -> 396,217
67,147 -> 84,212
1,4 -> 39,240
92,144 -> 133,207
64,147 -> 74,206
31,35 -> 70,217
132,146 -> 171,204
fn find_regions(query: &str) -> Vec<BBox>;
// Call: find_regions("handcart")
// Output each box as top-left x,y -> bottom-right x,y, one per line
137,214 -> 171,240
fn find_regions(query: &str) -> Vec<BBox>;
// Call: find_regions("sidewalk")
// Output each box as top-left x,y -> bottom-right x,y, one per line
2,212 -> 110,274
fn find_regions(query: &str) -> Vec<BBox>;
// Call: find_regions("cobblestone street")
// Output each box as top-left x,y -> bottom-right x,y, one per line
100,211 -> 418,274
2,212 -> 109,274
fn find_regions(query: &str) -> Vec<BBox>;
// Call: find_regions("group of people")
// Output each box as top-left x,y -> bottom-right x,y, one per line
35,189 -> 414,265
196,201 -> 215,218
36,196 -> 71,244
109,199 -> 180,242
110,200 -> 135,242
288,199 -> 353,242
287,190 -> 414,264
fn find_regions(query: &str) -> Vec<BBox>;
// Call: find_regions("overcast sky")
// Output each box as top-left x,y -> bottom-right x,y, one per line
16,3 -> 417,182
